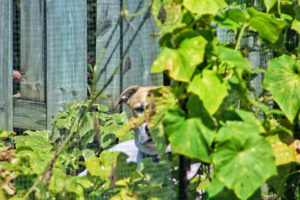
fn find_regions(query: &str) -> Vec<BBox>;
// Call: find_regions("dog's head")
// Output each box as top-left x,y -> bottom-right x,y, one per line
113,86 -> 158,155
113,86 -> 157,117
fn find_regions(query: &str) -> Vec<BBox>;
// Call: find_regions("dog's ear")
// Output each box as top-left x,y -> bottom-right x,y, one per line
112,86 -> 140,109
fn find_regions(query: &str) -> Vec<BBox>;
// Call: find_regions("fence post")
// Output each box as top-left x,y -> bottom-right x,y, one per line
46,0 -> 87,129
122,0 -> 162,91
20,0 -> 45,102
0,0 -> 13,130
96,0 -> 121,108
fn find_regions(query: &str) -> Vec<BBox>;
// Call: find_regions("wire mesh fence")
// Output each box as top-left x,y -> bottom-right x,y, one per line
0,0 -> 299,199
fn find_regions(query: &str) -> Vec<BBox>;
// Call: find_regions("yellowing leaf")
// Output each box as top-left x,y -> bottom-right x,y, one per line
152,36 -> 207,82
263,55 -> 300,122
266,134 -> 297,166
183,0 -> 227,16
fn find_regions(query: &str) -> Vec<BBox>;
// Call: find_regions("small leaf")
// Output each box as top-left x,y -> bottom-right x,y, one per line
264,0 -> 277,12
263,55 -> 300,122
188,70 -> 228,115
152,36 -> 207,82
183,0 -> 227,16
82,149 -> 95,160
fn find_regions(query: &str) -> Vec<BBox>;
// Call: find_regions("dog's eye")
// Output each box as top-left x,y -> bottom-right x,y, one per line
134,107 -> 144,113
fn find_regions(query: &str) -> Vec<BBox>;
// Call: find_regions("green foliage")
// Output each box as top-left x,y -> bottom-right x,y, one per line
0,100 -> 135,200
149,0 -> 300,199
1,0 -> 300,199
151,35 -> 207,82
263,55 -> 300,122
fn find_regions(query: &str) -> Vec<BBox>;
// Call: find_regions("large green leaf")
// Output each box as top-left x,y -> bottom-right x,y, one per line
163,108 -> 215,162
183,0 -> 227,16
151,36 -> 207,82
263,55 -> 300,122
213,113 -> 276,199
247,8 -> 287,43
188,70 -> 228,115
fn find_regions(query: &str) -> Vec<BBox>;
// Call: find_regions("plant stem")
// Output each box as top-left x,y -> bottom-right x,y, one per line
235,23 -> 248,51
123,0 -> 151,18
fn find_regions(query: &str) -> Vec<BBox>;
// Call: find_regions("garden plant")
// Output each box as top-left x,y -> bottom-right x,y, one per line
0,0 -> 300,199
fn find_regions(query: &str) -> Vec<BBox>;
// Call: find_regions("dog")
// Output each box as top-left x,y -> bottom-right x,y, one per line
79,85 -> 200,178
112,86 -> 160,169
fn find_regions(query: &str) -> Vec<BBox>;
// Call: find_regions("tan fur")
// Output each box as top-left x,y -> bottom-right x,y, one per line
113,86 -> 158,117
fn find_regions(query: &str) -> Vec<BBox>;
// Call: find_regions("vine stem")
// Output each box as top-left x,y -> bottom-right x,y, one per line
235,23 -> 248,51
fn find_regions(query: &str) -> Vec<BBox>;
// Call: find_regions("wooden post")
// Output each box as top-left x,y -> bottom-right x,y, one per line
0,0 -> 13,130
20,0 -> 45,102
122,0 -> 162,90
96,0 -> 121,108
46,0 -> 87,129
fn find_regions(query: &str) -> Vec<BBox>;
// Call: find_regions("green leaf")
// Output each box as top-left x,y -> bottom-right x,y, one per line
215,8 -> 247,32
95,104 -> 109,112
163,108 -> 215,162
86,151 -> 134,182
24,130 -> 49,139
85,157 -> 102,176
14,135 -> 52,152
152,36 -> 207,82
292,20 -> 300,34
82,149 -> 95,160
188,70 -> 228,115
264,0 -> 277,12
0,130 -> 15,141
183,0 -> 227,16
205,178 -> 239,200
80,113 -> 94,137
247,8 -> 287,43
213,115 -> 276,199
263,55 -> 300,122
216,46 -> 251,71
